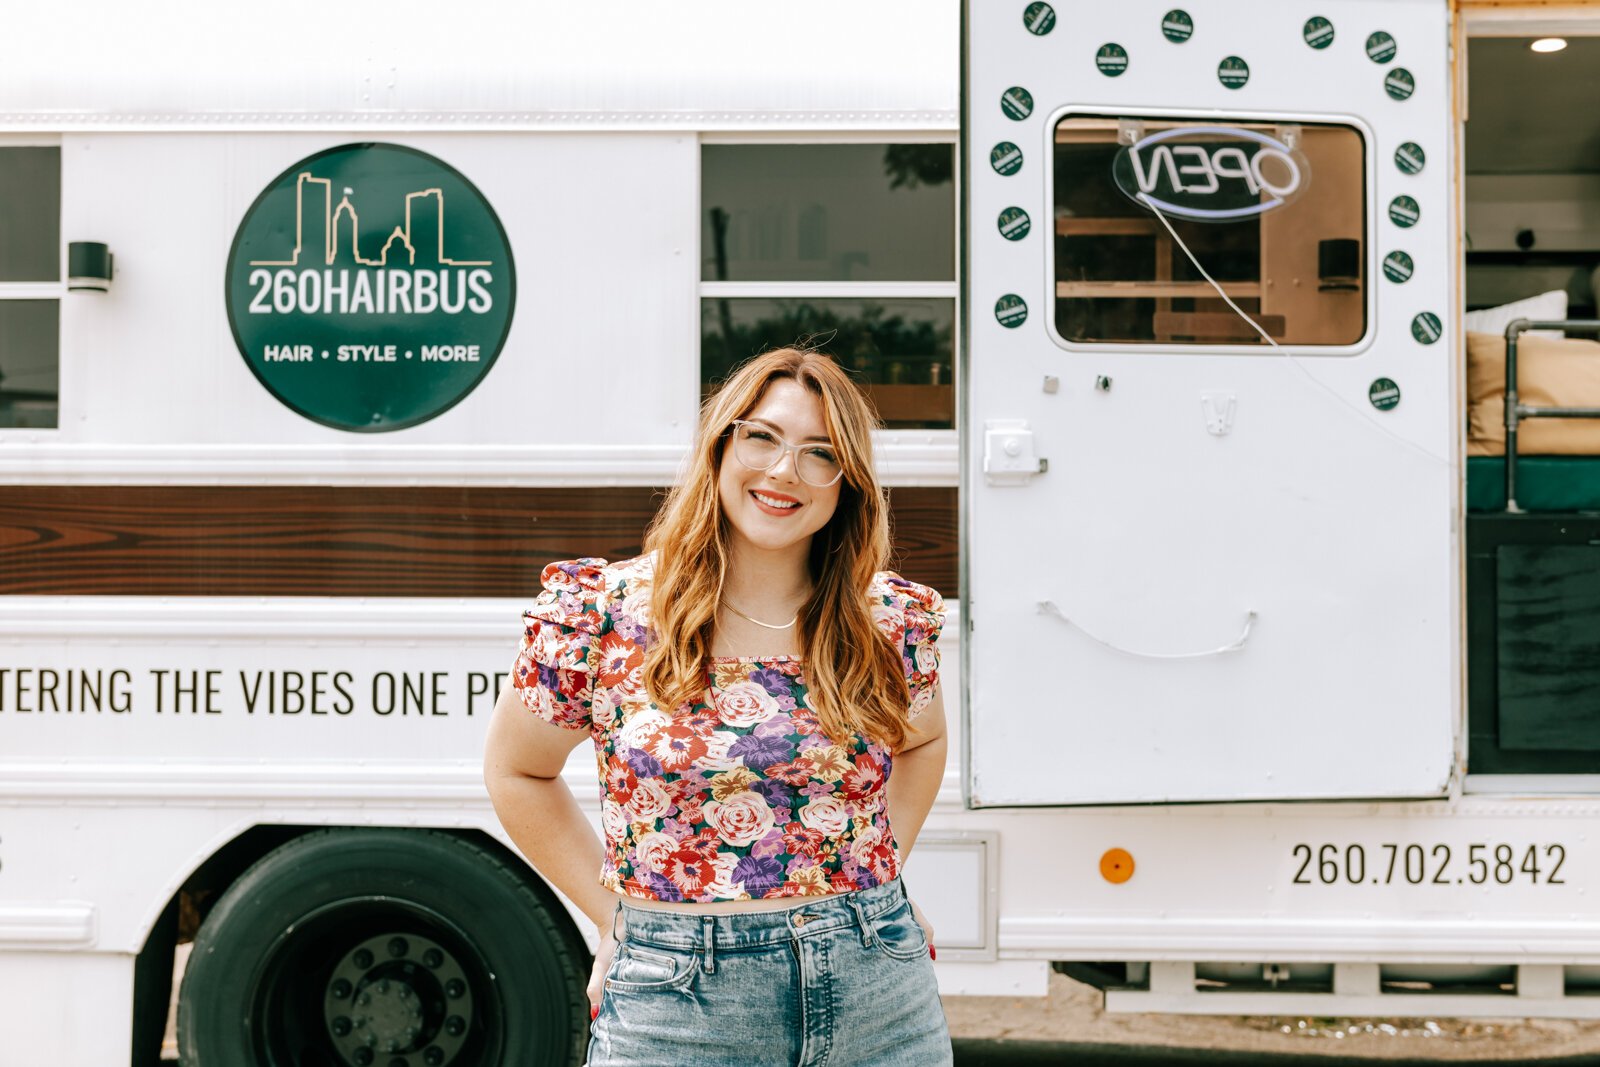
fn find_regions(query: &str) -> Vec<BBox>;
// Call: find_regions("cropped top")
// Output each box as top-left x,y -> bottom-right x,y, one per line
510,554 -> 945,903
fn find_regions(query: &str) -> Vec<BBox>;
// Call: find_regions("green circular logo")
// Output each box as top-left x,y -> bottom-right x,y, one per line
1411,312 -> 1443,345
1382,250 -> 1415,283
1385,67 -> 1416,100
1096,43 -> 1130,77
995,294 -> 1029,328
1366,30 -> 1397,63
1023,2 -> 1056,35
990,142 -> 1024,176
226,143 -> 515,433
1001,86 -> 1035,120
1388,194 -> 1421,228
998,207 -> 1032,241
1161,10 -> 1194,42
1303,16 -> 1335,49
1369,378 -> 1402,411
1395,142 -> 1426,174
1218,56 -> 1250,89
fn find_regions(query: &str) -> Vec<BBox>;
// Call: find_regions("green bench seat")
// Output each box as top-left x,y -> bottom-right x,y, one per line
1467,456 -> 1600,512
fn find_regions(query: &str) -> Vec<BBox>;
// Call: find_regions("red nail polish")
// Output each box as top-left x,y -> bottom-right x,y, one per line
929,944 -> 937,961
591,1005 -> 600,1021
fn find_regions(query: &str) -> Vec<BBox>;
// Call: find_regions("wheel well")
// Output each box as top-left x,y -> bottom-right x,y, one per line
132,824 -> 589,1065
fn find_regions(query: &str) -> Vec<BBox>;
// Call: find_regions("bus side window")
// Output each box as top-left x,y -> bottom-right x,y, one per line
699,143 -> 957,429
0,146 -> 61,429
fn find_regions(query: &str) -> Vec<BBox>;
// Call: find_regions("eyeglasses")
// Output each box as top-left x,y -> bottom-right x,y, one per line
728,420 -> 845,487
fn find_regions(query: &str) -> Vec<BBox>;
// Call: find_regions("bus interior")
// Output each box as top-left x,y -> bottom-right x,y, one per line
1462,33 -> 1600,781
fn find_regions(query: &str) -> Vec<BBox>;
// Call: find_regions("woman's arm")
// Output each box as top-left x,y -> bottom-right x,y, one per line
885,686 -> 949,864
483,681 -> 617,931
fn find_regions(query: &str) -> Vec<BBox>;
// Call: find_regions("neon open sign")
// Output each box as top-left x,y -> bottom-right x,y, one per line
1112,126 -> 1307,222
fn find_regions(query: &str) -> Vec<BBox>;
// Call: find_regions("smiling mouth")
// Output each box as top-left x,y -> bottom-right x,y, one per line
751,490 -> 801,512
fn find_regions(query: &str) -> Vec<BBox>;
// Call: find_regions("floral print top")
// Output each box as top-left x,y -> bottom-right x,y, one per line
511,554 -> 945,903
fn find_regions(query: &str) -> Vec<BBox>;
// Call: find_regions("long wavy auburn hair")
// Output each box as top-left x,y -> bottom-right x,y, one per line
641,347 -> 912,750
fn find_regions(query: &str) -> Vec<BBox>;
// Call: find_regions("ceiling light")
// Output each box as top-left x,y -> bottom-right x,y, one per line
1530,38 -> 1568,53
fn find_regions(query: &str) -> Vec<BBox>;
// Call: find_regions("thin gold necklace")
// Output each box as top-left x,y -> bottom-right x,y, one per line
720,599 -> 799,630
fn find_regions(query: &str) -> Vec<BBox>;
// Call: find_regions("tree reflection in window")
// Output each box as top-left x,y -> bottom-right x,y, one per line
701,299 -> 954,429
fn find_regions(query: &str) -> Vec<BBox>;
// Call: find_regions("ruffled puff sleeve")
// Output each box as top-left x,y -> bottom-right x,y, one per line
869,572 -> 948,719
511,558 -> 609,730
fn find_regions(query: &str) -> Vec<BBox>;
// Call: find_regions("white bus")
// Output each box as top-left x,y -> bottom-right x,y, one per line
4,1 -> 1600,1064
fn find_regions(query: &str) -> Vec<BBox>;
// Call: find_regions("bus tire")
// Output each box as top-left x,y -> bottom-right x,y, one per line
177,827 -> 588,1067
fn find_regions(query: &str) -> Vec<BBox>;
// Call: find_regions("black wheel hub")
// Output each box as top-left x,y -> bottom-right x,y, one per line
323,932 -> 474,1067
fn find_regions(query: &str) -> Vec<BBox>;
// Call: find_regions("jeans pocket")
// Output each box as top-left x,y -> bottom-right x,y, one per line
870,899 -> 930,961
604,943 -> 698,993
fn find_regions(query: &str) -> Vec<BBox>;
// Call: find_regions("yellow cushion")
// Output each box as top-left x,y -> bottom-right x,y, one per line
1466,331 -> 1600,457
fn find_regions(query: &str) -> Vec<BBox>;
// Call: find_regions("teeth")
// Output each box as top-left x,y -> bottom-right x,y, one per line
753,492 -> 799,509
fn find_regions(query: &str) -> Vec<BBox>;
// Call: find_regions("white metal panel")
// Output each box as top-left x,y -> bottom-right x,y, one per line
964,0 -> 1457,804
4,0 -> 957,131
1,954 -> 135,1065
47,131 -> 698,450
935,798 -> 1600,966
900,832 -> 996,956
0,436 -> 958,487
0,597 -> 514,765
62,132 -> 694,445
0,596 -> 964,939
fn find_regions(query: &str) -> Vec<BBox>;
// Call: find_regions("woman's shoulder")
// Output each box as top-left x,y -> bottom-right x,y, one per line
867,571 -> 947,636
525,554 -> 656,636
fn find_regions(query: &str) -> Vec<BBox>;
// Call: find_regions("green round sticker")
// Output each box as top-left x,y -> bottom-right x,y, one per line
1411,312 -> 1443,345
1303,16 -> 1335,49
995,294 -> 1029,328
1382,250 -> 1415,283
1218,56 -> 1250,89
1096,43 -> 1130,76
1395,142 -> 1426,174
1001,86 -> 1035,120
1162,10 -> 1194,42
991,142 -> 1024,176
1366,31 -> 1397,63
998,206 -> 1032,241
1388,195 -> 1421,228
1369,378 -> 1401,411
226,143 -> 515,433
1023,2 -> 1056,35
1385,67 -> 1416,100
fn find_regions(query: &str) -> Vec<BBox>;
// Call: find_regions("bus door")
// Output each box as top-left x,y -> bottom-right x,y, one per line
963,0 -> 1457,805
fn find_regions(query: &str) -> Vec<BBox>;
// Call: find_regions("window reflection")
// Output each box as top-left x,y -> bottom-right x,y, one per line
701,298 -> 954,429
0,148 -> 61,283
0,300 -> 59,428
702,145 -> 955,283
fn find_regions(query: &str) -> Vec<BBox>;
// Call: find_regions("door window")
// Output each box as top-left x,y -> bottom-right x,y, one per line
1052,115 -> 1368,348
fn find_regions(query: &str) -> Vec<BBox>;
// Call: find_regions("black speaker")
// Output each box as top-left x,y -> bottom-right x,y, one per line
68,242 -> 114,292
1318,238 -> 1360,292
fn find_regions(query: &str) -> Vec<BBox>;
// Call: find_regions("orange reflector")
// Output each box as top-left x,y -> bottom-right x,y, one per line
1100,848 -> 1135,884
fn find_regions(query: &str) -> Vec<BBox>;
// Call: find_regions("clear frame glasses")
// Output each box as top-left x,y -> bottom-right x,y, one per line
728,420 -> 845,487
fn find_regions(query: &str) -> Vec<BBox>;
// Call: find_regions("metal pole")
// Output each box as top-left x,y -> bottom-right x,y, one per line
1501,318 -> 1600,514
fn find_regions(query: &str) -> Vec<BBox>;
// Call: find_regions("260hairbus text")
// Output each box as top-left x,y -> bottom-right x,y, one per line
245,267 -> 495,316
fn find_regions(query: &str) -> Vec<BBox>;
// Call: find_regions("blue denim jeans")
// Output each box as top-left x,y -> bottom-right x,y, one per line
587,877 -> 952,1067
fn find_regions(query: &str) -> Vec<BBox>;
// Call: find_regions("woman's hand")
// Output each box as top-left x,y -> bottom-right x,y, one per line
587,929 -> 620,1018
909,897 -> 937,960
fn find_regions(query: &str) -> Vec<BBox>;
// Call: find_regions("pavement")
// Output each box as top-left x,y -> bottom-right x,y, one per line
952,1042 -> 1600,1066
942,970 -> 1600,1063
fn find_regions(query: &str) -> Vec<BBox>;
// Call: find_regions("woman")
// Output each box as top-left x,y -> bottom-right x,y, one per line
484,347 -> 952,1066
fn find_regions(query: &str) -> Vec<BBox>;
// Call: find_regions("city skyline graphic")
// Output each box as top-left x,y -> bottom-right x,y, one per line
248,171 -> 492,268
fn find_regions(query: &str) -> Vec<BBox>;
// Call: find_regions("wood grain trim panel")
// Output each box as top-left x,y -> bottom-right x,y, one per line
0,486 -> 956,598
